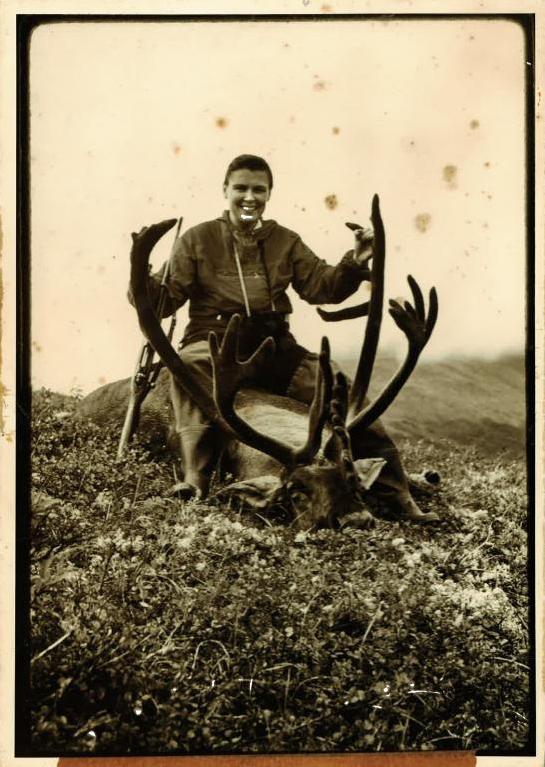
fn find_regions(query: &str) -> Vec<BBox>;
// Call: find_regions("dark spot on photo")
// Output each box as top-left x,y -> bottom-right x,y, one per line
443,165 -> 457,188
325,194 -> 338,210
215,117 -> 228,129
415,213 -> 431,233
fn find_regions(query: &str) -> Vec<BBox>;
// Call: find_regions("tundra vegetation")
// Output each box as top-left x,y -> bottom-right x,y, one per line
28,350 -> 530,756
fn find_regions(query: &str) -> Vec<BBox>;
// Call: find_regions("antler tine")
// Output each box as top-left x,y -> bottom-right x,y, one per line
292,336 -> 334,465
425,286 -> 439,341
209,316 -> 298,468
130,220 -> 221,425
209,315 -> 275,390
347,275 -> 439,434
330,369 -> 349,424
349,193 -> 386,417
329,373 -> 362,498
316,301 -> 370,323
407,273 -> 425,320
131,218 -> 178,256
407,276 -> 438,341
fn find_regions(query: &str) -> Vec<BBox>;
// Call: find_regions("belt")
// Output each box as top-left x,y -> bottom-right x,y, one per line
179,312 -> 291,352
213,312 -> 290,323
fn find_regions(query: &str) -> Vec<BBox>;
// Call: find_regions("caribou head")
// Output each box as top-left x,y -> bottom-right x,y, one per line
129,196 -> 438,530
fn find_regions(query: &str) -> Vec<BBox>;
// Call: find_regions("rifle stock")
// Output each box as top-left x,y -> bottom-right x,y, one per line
117,387 -> 139,459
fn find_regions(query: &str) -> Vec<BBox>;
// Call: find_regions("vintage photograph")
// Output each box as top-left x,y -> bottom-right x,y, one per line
16,11 -> 536,761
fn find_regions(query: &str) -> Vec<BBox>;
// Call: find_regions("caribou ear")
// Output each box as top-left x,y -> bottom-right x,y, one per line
211,475 -> 282,511
353,457 -> 387,490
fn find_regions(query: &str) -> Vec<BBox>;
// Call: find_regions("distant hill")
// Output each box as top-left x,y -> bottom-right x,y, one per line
36,354 -> 527,459
336,352 -> 527,458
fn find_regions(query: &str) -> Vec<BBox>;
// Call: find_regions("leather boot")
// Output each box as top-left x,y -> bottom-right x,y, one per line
176,424 -> 223,498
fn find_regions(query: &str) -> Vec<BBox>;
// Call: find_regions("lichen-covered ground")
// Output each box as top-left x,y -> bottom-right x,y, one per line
28,389 -> 531,756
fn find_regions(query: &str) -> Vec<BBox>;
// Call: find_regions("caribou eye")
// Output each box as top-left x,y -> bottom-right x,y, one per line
286,478 -> 308,495
290,490 -> 309,505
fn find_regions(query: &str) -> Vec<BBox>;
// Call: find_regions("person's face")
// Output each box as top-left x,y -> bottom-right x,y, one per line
223,168 -> 271,228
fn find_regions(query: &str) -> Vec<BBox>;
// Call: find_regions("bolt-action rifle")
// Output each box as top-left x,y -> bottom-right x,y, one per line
117,217 -> 183,458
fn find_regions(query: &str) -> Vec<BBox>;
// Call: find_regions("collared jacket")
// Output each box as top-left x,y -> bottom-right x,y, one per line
131,212 -> 370,345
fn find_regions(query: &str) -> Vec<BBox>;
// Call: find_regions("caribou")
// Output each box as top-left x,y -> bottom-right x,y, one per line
121,195 -> 439,530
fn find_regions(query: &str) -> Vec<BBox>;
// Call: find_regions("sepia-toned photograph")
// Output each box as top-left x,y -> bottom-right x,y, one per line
9,9 -> 540,764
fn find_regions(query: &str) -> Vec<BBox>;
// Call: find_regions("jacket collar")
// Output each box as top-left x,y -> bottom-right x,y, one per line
219,210 -> 276,242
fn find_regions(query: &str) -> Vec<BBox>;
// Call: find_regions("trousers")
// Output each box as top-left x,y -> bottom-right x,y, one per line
170,338 -> 416,513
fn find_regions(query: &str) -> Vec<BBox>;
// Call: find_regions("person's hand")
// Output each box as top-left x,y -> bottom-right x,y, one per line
345,222 -> 374,266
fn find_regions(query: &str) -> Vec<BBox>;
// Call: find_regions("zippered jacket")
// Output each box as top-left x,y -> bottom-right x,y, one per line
130,212 -> 370,344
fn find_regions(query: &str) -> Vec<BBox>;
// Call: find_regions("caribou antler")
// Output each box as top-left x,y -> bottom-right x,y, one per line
347,276 -> 438,432
319,195 -> 438,449
130,220 -> 222,426
131,224 -> 337,464
348,194 -> 386,417
294,336 -> 334,465
209,315 -> 334,469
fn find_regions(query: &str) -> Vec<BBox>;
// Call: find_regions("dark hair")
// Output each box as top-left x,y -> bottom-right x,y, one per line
223,154 -> 273,189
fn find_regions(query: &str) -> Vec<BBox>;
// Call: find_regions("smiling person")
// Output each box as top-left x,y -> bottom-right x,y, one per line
130,154 -> 426,519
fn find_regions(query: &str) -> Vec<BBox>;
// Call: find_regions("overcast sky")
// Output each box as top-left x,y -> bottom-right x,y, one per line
29,17 -> 526,394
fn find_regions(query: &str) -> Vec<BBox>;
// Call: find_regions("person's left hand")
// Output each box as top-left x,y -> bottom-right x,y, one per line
346,222 -> 374,266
